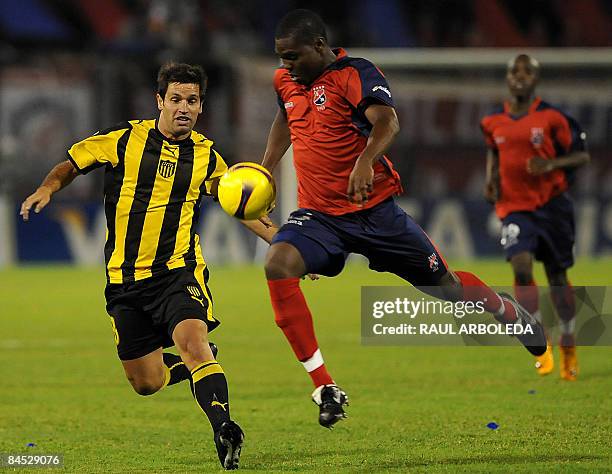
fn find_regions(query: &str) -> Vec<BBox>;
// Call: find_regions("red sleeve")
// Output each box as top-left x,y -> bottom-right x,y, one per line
480,116 -> 497,150
273,68 -> 286,110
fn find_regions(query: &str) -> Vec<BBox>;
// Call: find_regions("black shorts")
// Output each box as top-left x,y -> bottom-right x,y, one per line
105,264 -> 219,361
501,193 -> 575,272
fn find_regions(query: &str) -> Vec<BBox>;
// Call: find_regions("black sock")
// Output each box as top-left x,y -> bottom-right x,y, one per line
190,360 -> 231,432
162,352 -> 191,387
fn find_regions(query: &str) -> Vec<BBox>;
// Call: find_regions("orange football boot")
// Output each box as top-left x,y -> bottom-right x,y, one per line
560,345 -> 578,381
534,342 -> 554,375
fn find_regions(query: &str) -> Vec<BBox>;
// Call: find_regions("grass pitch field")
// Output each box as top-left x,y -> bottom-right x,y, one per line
1,259 -> 611,473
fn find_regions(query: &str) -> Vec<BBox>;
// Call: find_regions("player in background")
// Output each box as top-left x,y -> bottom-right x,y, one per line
261,9 -> 547,429
20,63 -> 277,470
481,54 -> 590,381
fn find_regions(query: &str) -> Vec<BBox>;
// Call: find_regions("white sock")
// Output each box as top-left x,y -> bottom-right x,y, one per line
533,310 -> 542,323
560,318 -> 575,335
301,348 -> 324,373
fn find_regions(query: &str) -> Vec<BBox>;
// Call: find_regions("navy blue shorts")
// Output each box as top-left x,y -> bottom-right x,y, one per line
271,197 -> 448,286
501,193 -> 575,272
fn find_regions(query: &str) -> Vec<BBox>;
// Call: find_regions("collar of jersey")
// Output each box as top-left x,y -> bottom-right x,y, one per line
322,48 -> 349,73
153,118 -> 194,145
503,96 -> 542,120
295,48 -> 349,88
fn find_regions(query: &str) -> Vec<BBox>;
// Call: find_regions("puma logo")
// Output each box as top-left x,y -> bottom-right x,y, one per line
211,400 -> 228,411
186,285 -> 204,307
211,393 -> 228,411
164,144 -> 179,157
190,295 -> 204,306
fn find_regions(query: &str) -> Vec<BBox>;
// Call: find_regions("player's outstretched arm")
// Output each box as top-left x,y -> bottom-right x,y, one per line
240,216 -> 279,244
20,160 -> 78,221
347,104 -> 400,205
207,177 -> 279,243
261,109 -> 291,173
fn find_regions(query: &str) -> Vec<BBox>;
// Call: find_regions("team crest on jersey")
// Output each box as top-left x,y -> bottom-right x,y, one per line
158,159 -> 176,178
428,253 -> 439,272
530,127 -> 544,147
313,85 -> 326,110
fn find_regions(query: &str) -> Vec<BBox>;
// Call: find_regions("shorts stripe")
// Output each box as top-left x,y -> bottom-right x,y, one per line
193,249 -> 214,322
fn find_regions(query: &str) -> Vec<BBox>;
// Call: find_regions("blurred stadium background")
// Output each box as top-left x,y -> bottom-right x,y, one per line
0,0 -> 611,266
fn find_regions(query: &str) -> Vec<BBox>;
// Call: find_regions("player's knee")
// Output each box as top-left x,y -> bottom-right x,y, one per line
265,255 -> 290,279
436,271 -> 463,302
174,327 -> 205,351
174,336 -> 212,369
265,249 -> 302,280
173,320 -> 211,364
177,340 -> 210,366
514,271 -> 533,285
547,271 -> 567,286
128,376 -> 164,396
440,271 -> 461,287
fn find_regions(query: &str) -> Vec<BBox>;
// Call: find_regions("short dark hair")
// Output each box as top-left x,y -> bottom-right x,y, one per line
507,54 -> 540,74
157,63 -> 207,100
275,9 -> 327,45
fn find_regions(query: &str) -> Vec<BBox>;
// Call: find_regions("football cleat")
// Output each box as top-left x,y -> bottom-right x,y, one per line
497,293 -> 547,356
560,345 -> 578,381
214,420 -> 244,470
312,384 -> 349,429
209,342 -> 218,359
534,343 -> 554,375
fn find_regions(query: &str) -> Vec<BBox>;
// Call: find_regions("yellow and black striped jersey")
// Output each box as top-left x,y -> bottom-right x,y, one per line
67,119 -> 227,284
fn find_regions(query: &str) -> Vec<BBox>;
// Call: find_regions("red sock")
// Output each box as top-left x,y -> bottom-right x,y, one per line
514,279 -> 539,315
551,283 -> 576,347
268,278 -> 334,387
455,270 -> 517,322
551,284 -> 575,322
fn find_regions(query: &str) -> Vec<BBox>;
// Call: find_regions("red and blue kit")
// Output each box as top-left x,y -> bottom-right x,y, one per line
271,50 -> 448,285
481,98 -> 586,270
480,97 -> 586,219
274,48 -> 402,216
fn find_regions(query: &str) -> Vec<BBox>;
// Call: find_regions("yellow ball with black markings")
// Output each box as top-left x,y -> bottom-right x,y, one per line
217,162 -> 276,220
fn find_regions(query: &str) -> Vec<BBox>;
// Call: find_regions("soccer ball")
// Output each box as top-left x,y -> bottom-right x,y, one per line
217,162 -> 276,220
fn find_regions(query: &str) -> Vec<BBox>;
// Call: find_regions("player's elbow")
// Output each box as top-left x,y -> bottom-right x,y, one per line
388,115 -> 400,139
